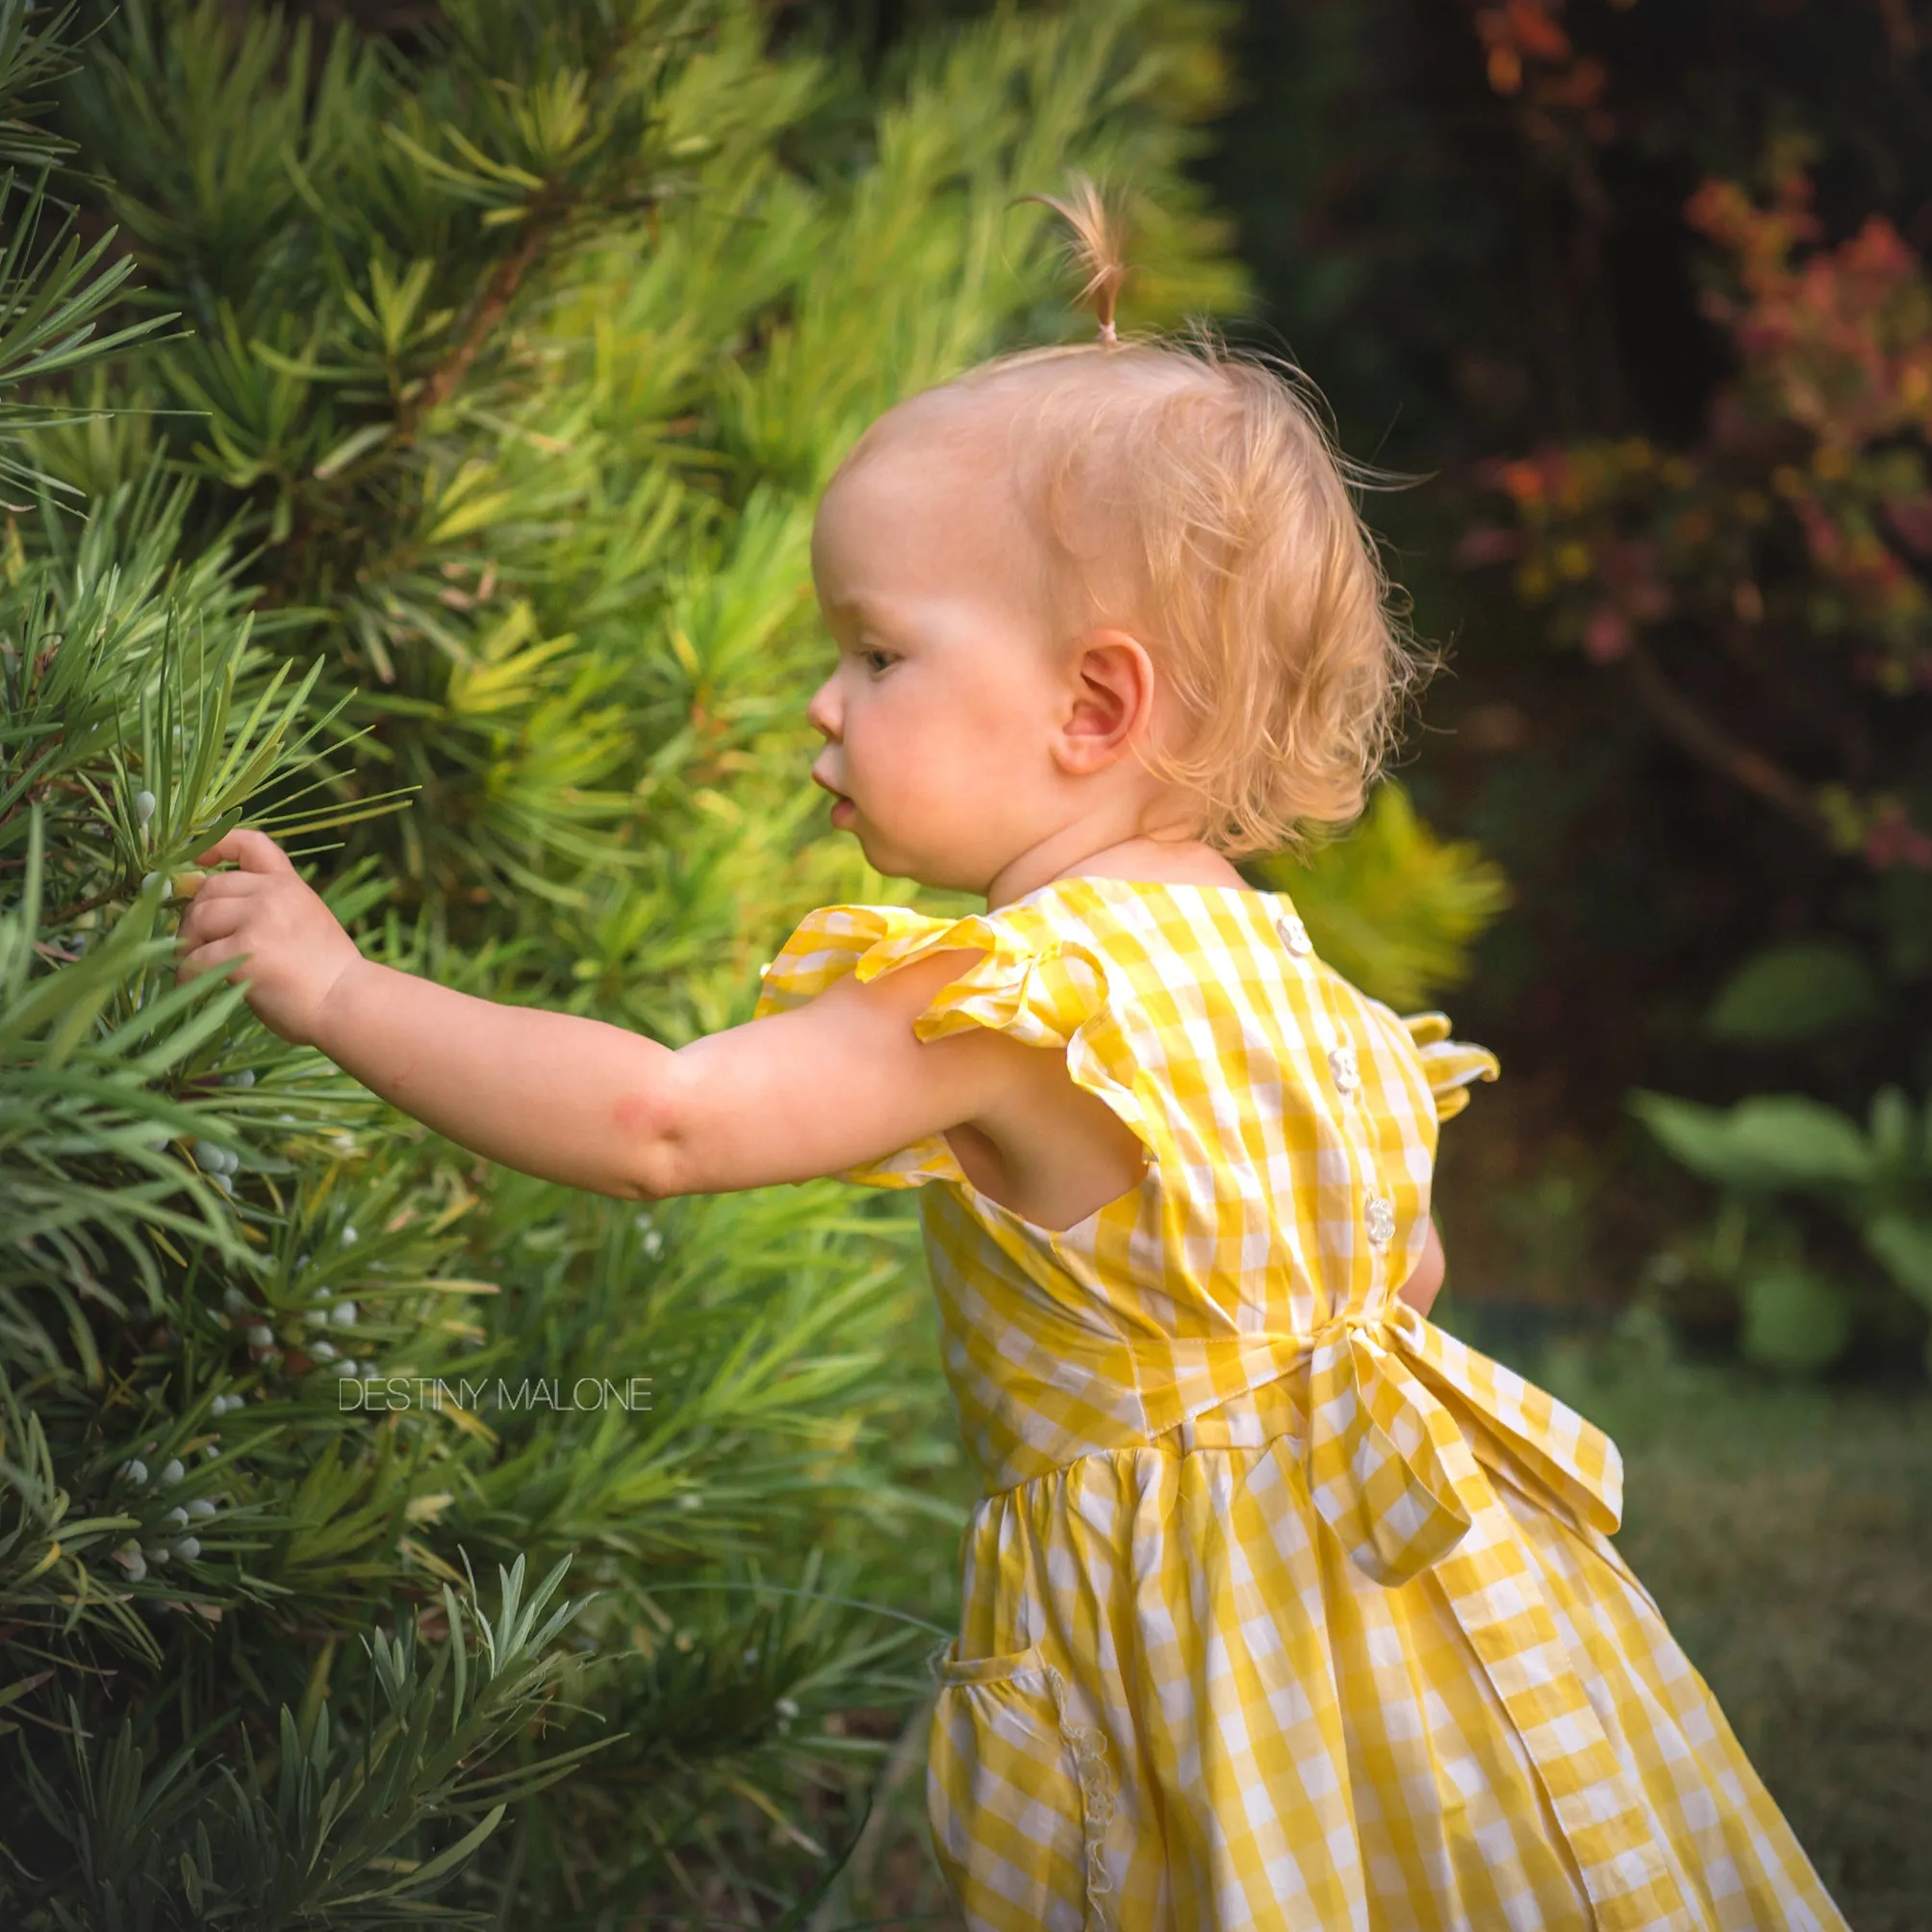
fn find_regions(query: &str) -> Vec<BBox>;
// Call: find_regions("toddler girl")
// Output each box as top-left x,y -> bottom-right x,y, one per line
177,182 -> 1847,1932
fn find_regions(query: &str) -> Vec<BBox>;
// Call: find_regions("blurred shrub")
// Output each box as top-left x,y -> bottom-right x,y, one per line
1631,1085 -> 1932,1376
1468,160 -> 1932,874
1702,939 -> 1884,1046
1249,778 -> 1511,1009
1204,0 -> 1932,1325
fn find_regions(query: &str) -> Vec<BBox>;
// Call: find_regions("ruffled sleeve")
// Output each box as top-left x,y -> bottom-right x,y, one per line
751,901 -> 1154,1191
1395,1011 -> 1501,1122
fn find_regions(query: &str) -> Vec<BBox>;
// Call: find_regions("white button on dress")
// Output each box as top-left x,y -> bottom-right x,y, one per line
1277,914 -> 1313,956
1365,1195 -> 1396,1246
1328,1044 -> 1360,1093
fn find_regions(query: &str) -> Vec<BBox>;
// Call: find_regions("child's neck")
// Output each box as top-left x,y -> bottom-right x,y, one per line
990,835 -> 1251,908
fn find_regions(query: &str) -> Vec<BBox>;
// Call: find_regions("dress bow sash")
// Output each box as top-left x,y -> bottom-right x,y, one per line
1278,1301 -> 1624,1588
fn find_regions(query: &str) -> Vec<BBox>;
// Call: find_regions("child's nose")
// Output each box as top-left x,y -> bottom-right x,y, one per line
805,674 -> 841,740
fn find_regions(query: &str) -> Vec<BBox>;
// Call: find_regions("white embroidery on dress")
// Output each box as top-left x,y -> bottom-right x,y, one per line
1046,1661 -> 1118,1928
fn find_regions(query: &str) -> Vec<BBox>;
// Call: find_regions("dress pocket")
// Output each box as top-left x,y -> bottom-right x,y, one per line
926,1638 -> 1120,1932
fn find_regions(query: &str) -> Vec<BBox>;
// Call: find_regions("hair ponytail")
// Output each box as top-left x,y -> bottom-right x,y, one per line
1017,173 -> 1128,344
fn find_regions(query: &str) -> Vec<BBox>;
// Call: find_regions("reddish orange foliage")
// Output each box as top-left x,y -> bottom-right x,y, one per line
1470,170 -> 1932,869
1472,0 -> 1614,138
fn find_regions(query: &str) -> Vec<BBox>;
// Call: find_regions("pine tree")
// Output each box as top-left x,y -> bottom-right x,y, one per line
3,0 -> 1504,1918
0,0 -> 1261,1920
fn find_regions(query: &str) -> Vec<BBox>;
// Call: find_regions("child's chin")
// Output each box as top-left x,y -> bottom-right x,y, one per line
850,828 -> 917,878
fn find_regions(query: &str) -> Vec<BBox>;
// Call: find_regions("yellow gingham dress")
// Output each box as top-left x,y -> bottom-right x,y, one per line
754,876 -> 1846,1932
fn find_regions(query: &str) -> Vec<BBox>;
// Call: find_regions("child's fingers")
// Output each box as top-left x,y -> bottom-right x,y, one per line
180,896 -> 252,942
176,937 -> 255,986
193,828 -> 297,875
174,874 -> 262,945
182,869 -> 271,905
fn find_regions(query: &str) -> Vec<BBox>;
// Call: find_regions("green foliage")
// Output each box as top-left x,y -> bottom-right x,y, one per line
4,1531 -> 615,1928
1630,1091 -> 1875,1192
1631,1084 -> 1932,1375
1736,1266 -> 1853,1376
39,0 -> 1244,941
0,0 -> 1289,1919
1249,777 -> 1511,1009
1702,938 -> 1884,1045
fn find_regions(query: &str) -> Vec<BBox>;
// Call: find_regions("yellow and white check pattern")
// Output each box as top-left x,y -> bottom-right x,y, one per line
754,877 -> 1847,1932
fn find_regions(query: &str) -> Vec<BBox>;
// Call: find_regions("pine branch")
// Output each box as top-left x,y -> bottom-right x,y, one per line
395,189 -> 570,444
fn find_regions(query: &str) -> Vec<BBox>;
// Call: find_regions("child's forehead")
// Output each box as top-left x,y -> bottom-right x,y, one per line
810,446 -> 1061,634
825,356 -> 1199,534
838,393 -> 1013,492
815,416 -> 1021,549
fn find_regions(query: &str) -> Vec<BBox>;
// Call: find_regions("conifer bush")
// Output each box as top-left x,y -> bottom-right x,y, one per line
1,0 -> 1500,1918
0,0 -> 1251,1919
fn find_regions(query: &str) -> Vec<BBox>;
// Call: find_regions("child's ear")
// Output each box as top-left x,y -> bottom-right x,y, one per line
1055,627 -> 1157,775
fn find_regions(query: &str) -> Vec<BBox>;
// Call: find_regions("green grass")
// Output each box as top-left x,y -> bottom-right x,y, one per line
1538,1345 -> 1932,1932
817,1337 -> 1932,1930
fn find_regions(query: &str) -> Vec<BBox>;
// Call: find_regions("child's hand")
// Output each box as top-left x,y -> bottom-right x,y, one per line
172,829 -> 364,1047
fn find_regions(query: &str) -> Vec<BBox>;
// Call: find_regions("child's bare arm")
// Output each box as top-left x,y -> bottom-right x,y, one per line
174,829 -> 1025,1201
306,942 -> 1013,1200
1397,1218 -> 1446,1317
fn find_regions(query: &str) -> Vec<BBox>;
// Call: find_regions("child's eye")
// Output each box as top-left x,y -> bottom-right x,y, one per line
862,648 -> 896,674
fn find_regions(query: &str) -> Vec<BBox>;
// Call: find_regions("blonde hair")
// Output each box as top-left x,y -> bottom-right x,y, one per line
837,177 -> 1438,860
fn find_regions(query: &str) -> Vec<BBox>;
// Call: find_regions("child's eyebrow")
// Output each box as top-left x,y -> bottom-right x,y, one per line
823,594 -> 908,643
820,589 -> 877,624
814,597 -> 858,642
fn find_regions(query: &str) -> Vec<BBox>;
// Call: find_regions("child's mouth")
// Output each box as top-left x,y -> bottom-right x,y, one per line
830,795 -> 855,826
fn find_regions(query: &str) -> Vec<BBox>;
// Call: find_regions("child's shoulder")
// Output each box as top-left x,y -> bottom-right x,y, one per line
752,888 -> 1090,1056
754,879 -> 1500,1125
752,874 -> 1242,1023
753,894 -> 1046,1010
